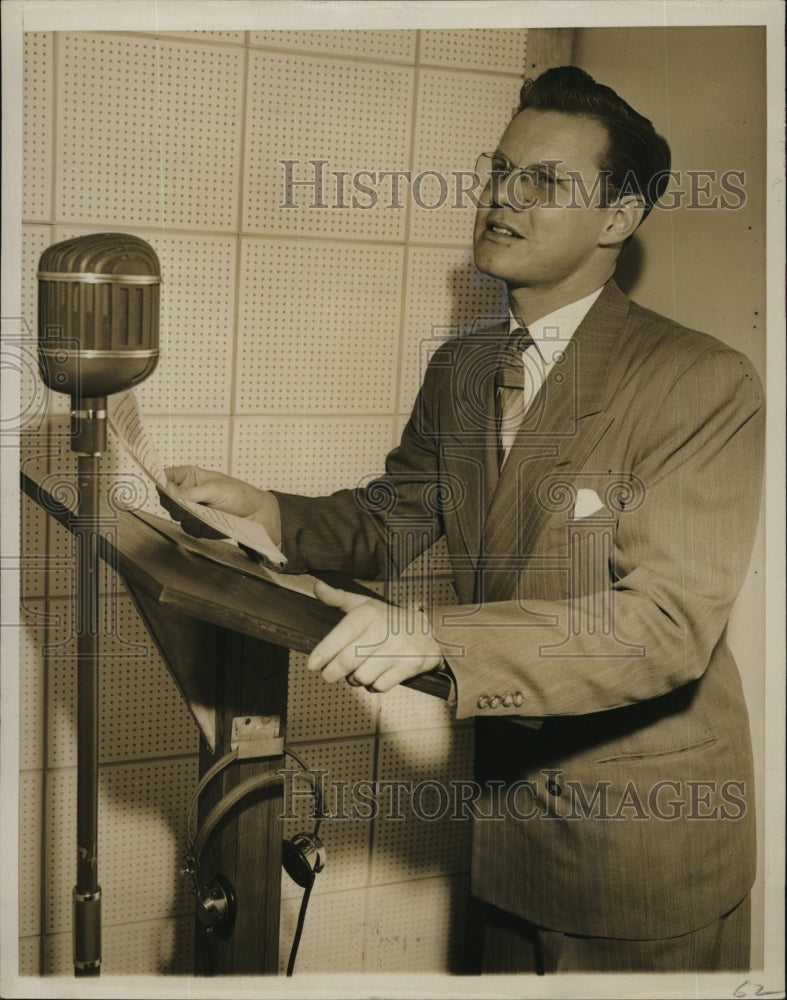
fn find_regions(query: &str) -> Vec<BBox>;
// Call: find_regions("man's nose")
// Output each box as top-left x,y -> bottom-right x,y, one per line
489,170 -> 537,212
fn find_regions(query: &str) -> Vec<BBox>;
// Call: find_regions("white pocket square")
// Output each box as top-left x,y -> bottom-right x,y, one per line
573,488 -> 605,519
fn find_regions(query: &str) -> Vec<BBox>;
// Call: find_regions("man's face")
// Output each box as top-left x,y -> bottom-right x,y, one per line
473,109 -> 616,294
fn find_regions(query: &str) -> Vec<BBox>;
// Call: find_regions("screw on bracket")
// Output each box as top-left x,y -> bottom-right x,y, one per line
230,715 -> 284,759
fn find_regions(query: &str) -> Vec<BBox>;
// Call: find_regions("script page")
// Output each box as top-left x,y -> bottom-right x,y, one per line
107,390 -> 287,570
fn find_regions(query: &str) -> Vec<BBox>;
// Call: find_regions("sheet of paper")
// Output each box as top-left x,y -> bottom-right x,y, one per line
107,390 -> 287,569
131,509 -> 320,599
107,388 -> 168,485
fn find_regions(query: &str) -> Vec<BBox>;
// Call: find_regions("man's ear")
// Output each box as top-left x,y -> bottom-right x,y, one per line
598,196 -> 645,247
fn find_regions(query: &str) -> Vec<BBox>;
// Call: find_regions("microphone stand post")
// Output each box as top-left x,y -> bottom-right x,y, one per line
71,401 -> 106,976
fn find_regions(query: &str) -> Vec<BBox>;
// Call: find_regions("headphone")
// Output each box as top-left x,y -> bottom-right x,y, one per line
181,746 -> 325,975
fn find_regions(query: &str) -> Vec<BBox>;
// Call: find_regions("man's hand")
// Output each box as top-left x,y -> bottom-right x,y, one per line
308,581 -> 443,692
160,465 -> 282,545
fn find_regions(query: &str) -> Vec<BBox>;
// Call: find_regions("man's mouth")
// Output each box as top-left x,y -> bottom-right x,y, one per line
486,221 -> 523,239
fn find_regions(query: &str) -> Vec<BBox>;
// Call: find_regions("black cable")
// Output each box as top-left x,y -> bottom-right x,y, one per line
282,749 -> 325,975
286,869 -> 315,976
285,748 -> 324,835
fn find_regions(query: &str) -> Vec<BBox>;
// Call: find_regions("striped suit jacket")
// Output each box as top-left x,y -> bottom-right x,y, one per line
276,279 -> 764,939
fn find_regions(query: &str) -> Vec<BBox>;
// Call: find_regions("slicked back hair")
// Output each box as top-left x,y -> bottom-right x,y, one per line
518,66 -> 672,217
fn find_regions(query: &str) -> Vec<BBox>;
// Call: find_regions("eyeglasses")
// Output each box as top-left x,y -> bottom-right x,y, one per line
475,152 -> 569,211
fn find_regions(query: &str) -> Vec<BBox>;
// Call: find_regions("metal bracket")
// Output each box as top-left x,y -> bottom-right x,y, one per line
230,715 -> 284,759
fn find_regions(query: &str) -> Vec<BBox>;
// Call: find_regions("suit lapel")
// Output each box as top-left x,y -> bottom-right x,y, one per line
438,323 -> 507,568
478,281 -> 631,603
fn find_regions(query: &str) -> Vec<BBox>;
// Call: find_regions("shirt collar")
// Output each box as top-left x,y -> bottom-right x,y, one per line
509,285 -> 605,363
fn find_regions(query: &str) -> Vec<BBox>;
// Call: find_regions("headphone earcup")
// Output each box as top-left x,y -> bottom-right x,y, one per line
194,873 -> 237,939
282,832 -> 325,889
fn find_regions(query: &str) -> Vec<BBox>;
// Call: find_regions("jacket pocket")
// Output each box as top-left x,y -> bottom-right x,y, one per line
594,735 -> 717,765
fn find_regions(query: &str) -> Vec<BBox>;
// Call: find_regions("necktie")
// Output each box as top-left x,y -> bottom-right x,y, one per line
495,326 -> 535,470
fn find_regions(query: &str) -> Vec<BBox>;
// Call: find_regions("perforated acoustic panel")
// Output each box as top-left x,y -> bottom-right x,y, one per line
420,28 -> 528,73
371,726 -> 474,885
237,239 -> 403,414
34,430 -> 134,602
250,30 -> 417,63
399,247 -> 508,411
23,32 -> 53,222
45,596 -> 197,768
233,416 -> 395,496
20,225 -> 60,423
21,224 -> 52,343
19,438 -> 50,600
243,51 -> 414,241
40,412 -> 230,600
410,69 -> 524,246
34,425 -> 135,600
378,677 -> 458,735
287,651 -> 379,743
146,415 -> 231,475
280,737 -> 375,900
18,935 -> 40,977
18,607 -> 46,771
18,771 -> 44,939
45,758 -> 196,934
156,30 -> 245,43
56,34 -> 244,230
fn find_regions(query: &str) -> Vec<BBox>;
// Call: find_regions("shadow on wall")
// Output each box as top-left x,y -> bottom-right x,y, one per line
614,236 -> 646,298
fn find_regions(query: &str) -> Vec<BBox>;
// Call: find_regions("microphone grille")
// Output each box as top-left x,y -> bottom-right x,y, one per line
38,233 -> 161,397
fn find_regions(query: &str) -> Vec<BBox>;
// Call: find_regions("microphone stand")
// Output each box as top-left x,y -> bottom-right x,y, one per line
71,397 -> 106,976
38,231 -> 161,976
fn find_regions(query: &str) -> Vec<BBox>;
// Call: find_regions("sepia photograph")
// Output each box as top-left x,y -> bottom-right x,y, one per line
1,2 -> 784,998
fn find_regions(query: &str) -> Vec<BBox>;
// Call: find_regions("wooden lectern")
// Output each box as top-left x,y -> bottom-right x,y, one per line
21,470 -> 449,975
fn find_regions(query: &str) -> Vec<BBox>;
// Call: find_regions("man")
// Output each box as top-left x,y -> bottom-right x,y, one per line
165,67 -> 763,973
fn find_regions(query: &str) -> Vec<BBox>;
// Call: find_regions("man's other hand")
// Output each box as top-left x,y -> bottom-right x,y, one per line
308,581 -> 442,692
159,465 -> 282,545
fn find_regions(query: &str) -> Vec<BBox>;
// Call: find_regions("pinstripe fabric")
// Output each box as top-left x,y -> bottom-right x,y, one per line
476,894 -> 751,973
275,280 -> 764,942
